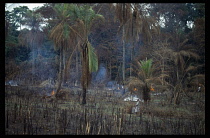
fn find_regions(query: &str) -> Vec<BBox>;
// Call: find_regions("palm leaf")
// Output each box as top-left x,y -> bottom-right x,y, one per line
185,65 -> 197,73
191,74 -> 205,81
87,42 -> 98,72
140,58 -> 153,79
125,76 -> 144,88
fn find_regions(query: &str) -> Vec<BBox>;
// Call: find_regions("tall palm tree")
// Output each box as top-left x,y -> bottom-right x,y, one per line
49,4 -> 104,104
113,3 -> 131,86
71,5 -> 104,104
49,3 -> 77,96
112,3 -> 160,86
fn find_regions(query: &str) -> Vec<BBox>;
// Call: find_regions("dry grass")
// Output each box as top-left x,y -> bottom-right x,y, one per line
5,85 -> 205,135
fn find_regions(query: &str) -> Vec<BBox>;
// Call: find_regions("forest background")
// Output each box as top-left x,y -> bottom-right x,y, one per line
5,3 -> 205,104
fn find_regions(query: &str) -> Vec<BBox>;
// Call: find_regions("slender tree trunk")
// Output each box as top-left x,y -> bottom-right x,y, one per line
81,41 -> 90,105
109,59 -> 112,79
130,43 -> 134,77
174,90 -> 180,105
130,48 -> 132,77
55,47 -> 63,97
122,25 -> 125,84
31,31 -> 37,85
62,48 -> 66,84
174,66 -> 180,104
176,66 -> 179,83
76,50 -> 79,86
161,58 -> 164,85
63,43 -> 79,84
82,88 -> 87,104
32,45 -> 35,85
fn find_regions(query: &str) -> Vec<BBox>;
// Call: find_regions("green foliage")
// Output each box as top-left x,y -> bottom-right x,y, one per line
87,42 -> 98,72
23,10 -> 44,31
49,4 -> 74,49
73,5 -> 104,36
139,58 -> 153,80
9,6 -> 30,30
63,23 -> 70,40
53,3 -> 74,20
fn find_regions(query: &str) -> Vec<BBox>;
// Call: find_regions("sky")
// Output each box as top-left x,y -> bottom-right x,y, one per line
5,3 -> 45,11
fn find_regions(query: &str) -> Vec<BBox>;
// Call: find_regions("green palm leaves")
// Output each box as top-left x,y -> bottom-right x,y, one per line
72,5 -> 104,39
49,4 -> 73,49
87,42 -> 98,72
50,4 -> 101,72
128,58 -> 154,84
126,58 -> 154,102
75,5 -> 103,104
139,58 -> 153,80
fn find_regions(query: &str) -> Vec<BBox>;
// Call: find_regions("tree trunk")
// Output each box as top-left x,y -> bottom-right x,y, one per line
130,43 -> 134,77
162,58 -> 164,85
63,44 -> 79,84
32,45 -> 35,85
31,32 -> 37,85
173,66 -> 181,105
109,59 -> 112,79
55,47 -> 63,97
142,83 -> 151,103
81,41 -> 90,104
174,91 -> 180,105
82,87 -> 87,104
122,25 -> 125,84
176,66 -> 179,83
62,48 -> 66,84
76,50 -> 79,86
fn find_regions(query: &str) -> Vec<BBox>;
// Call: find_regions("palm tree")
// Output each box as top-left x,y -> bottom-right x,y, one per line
49,4 -> 104,104
49,3 -> 78,97
127,58 -> 153,102
112,3 -> 131,86
152,32 -> 200,104
137,58 -> 153,102
127,57 -> 170,103
171,43 -> 200,104
112,3 -> 160,86
71,5 -> 104,104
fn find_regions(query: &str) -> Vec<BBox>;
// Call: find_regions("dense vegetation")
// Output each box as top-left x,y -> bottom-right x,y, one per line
5,3 -> 205,135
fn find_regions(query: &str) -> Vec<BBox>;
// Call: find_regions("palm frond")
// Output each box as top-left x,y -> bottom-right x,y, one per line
180,38 -> 188,47
191,74 -> 205,80
188,74 -> 205,85
185,65 -> 197,73
140,58 -> 153,79
146,77 -> 161,84
87,42 -> 98,72
125,76 -> 145,88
